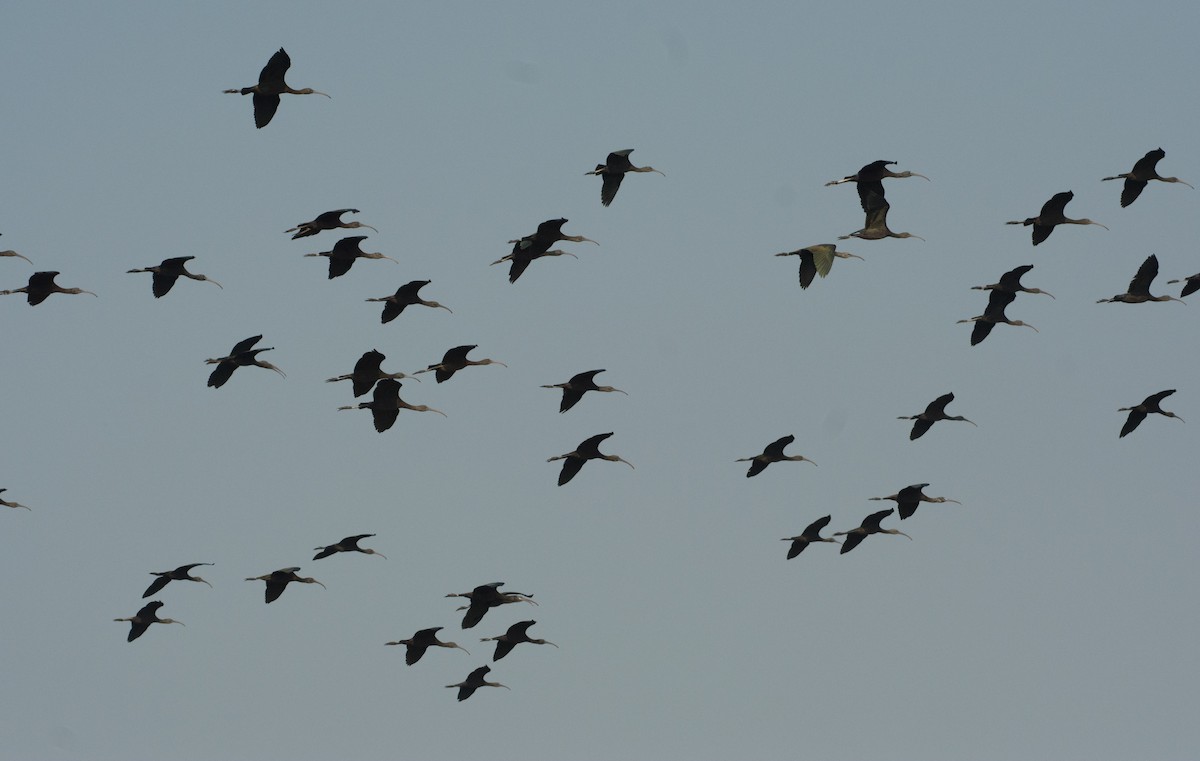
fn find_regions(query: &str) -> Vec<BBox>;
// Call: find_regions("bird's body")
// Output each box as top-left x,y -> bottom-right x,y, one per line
586,149 -> 664,206
870,484 -> 960,520
143,563 -> 214,598
1007,191 -> 1107,245
386,627 -> 469,665
313,534 -> 386,560
305,236 -> 396,279
1097,254 -> 1185,305
775,244 -> 863,289
0,489 -> 30,510
737,434 -> 816,477
480,620 -> 558,661
326,350 -> 416,397
245,567 -> 325,604
781,515 -> 840,558
971,264 -> 1054,300
542,369 -> 627,413
415,345 -> 506,383
825,160 -> 930,211
447,582 -> 537,630
0,250 -> 33,265
446,665 -> 509,701
286,209 -> 376,239
365,280 -> 451,323
205,335 -> 285,388
224,48 -> 329,128
337,378 -> 445,432
834,508 -> 912,554
114,601 -> 183,642
839,192 -> 923,242
127,256 -> 222,298
1119,390 -> 1183,438
548,432 -> 635,486
900,393 -> 975,440
1102,148 -> 1193,207
958,290 -> 1039,345
0,271 -> 96,305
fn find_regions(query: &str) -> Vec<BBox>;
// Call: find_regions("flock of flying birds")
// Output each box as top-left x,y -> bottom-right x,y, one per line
3,48 -> 1195,702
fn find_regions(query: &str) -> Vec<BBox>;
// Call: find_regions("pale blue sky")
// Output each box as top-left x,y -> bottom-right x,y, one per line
2,2 -> 1198,759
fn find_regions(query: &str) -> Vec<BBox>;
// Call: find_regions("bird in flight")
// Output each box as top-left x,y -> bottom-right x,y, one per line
224,48 -> 329,128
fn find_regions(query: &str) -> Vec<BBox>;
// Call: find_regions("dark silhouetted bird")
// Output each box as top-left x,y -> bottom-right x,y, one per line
245,567 -> 325,603
114,601 -> 183,642
547,432 -> 635,485
386,627 -> 470,665
1102,148 -> 1193,207
900,393 -> 975,440
541,369 -> 627,413
224,48 -> 329,128
736,435 -> 816,477
480,620 -> 558,661
1119,390 -> 1184,438
586,149 -> 664,206
143,563 -> 214,598
781,515 -> 840,558
446,665 -> 508,701
205,335 -> 285,388
313,534 -> 387,560
834,509 -> 912,554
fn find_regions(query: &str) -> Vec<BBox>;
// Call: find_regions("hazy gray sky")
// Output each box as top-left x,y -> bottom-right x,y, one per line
3,2 -> 1198,759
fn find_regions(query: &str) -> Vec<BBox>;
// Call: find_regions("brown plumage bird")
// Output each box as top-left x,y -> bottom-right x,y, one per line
547,432 -> 635,486
1119,390 -> 1184,438
825,160 -> 930,211
365,280 -> 452,323
834,509 -> 912,554
0,271 -> 96,305
870,484 -> 960,520
127,256 -> 222,298
1097,254 -> 1185,304
245,567 -> 325,603
142,563 -> 214,598
839,192 -> 924,242
313,534 -> 387,560
492,218 -> 597,283
586,149 -> 664,206
386,627 -> 470,665
304,236 -> 396,279
480,620 -> 558,661
205,335 -> 285,388
285,209 -> 377,239
325,350 -> 417,398
957,290 -> 1038,346
1102,148 -> 1193,207
541,369 -> 627,413
775,244 -> 864,289
736,435 -> 817,478
899,393 -> 975,440
337,378 -> 446,432
781,515 -> 840,558
1007,191 -> 1107,245
446,665 -> 509,701
114,601 -> 183,642
414,345 -> 506,383
447,582 -> 537,630
971,264 -> 1054,300
223,48 -> 329,128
